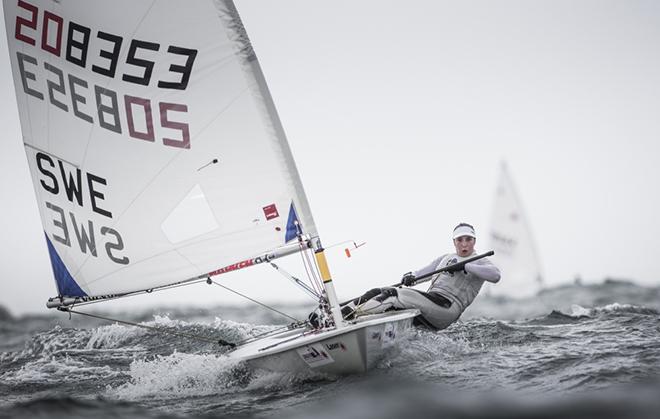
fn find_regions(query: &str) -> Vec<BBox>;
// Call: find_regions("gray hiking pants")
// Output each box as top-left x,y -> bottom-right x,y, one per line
348,287 -> 463,330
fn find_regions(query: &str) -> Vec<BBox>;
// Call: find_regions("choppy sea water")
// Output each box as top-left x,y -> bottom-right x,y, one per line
1,279 -> 659,419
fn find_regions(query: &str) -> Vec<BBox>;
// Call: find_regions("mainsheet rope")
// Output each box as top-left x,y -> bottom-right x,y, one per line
60,306 -> 235,347
57,274 -> 310,349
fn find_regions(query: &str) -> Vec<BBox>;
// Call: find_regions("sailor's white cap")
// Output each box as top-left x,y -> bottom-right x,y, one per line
452,224 -> 476,239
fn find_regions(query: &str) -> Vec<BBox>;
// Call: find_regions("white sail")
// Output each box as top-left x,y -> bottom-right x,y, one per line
486,162 -> 543,298
4,0 -> 318,300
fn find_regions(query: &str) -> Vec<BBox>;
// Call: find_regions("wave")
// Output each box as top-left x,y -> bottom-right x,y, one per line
1,314 -> 282,362
0,314 -> 318,398
521,303 -> 660,326
2,300 -> 659,414
106,352 -> 248,400
590,302 -> 659,316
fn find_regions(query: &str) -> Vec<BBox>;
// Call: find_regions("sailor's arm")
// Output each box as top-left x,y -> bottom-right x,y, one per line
465,259 -> 501,283
413,255 -> 447,278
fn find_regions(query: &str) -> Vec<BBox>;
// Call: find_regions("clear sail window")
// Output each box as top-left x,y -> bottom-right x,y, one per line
161,184 -> 219,243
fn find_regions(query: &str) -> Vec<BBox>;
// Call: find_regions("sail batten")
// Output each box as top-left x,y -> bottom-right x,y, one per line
5,0 -> 319,301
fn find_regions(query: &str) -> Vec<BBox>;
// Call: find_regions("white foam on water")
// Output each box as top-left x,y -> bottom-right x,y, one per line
85,314 -> 241,349
211,317 -> 280,341
107,351 -> 245,400
597,302 -> 636,313
0,353 -> 122,384
0,326 -> 90,365
86,323 -> 147,350
568,302 -> 656,317
148,314 -> 188,327
381,328 -> 475,376
569,304 -> 592,317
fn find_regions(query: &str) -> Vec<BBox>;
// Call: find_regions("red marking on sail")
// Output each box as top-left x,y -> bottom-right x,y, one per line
263,204 -> 279,220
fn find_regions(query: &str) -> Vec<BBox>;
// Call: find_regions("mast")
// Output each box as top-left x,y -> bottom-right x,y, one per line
312,239 -> 345,328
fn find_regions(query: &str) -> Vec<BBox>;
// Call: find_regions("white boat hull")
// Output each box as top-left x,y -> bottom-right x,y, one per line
228,309 -> 420,375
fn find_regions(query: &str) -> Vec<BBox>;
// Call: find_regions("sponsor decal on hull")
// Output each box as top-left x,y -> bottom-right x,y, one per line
382,322 -> 397,348
296,343 -> 334,367
325,341 -> 347,352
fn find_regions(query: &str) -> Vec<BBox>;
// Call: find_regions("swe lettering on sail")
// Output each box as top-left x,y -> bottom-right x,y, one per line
13,0 -> 197,149
37,152 -> 129,265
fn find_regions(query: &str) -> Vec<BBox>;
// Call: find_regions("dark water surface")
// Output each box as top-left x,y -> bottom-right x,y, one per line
1,280 -> 659,419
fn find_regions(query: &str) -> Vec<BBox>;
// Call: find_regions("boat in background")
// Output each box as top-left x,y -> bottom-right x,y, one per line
3,0 -> 417,375
485,162 -> 544,298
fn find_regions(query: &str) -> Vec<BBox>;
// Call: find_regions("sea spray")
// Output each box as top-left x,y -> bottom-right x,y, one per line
108,352 -> 248,400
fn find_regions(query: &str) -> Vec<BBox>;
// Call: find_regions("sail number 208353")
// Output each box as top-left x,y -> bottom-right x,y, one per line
13,0 -> 198,150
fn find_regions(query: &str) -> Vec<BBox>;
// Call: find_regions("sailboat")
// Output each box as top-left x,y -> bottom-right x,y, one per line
4,0 -> 418,375
486,162 -> 544,298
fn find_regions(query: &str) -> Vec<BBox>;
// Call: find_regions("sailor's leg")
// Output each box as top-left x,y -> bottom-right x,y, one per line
340,288 -> 383,320
357,287 -> 401,315
309,287 -> 386,326
345,288 -> 462,330
395,289 -> 462,330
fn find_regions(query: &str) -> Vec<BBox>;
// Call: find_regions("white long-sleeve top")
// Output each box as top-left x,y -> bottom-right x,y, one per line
413,251 -> 500,312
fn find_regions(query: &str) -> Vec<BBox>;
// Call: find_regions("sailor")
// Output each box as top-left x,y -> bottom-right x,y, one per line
340,223 -> 501,330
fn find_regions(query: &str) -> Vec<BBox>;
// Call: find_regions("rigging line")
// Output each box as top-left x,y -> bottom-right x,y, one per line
308,246 -> 323,286
297,245 -> 314,291
231,323 -> 306,348
352,301 -> 384,318
84,234 -> 306,290
61,307 -> 234,347
299,247 -> 322,296
307,243 -> 323,283
305,241 -> 321,281
304,246 -> 324,294
295,241 -> 315,292
58,278 -> 209,308
209,280 -> 301,323
297,239 -> 322,293
269,263 -> 319,300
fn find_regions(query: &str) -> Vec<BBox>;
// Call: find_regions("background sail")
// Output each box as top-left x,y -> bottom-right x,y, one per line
485,162 -> 543,298
4,0 -> 317,298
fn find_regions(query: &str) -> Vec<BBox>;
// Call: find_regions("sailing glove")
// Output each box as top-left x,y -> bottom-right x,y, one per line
445,263 -> 468,274
400,272 -> 416,287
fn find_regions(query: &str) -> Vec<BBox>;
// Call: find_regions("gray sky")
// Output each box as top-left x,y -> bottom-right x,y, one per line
2,0 -> 660,316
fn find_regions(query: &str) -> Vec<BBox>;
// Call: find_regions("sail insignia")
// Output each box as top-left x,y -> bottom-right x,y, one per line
45,234 -> 88,298
285,202 -> 301,243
